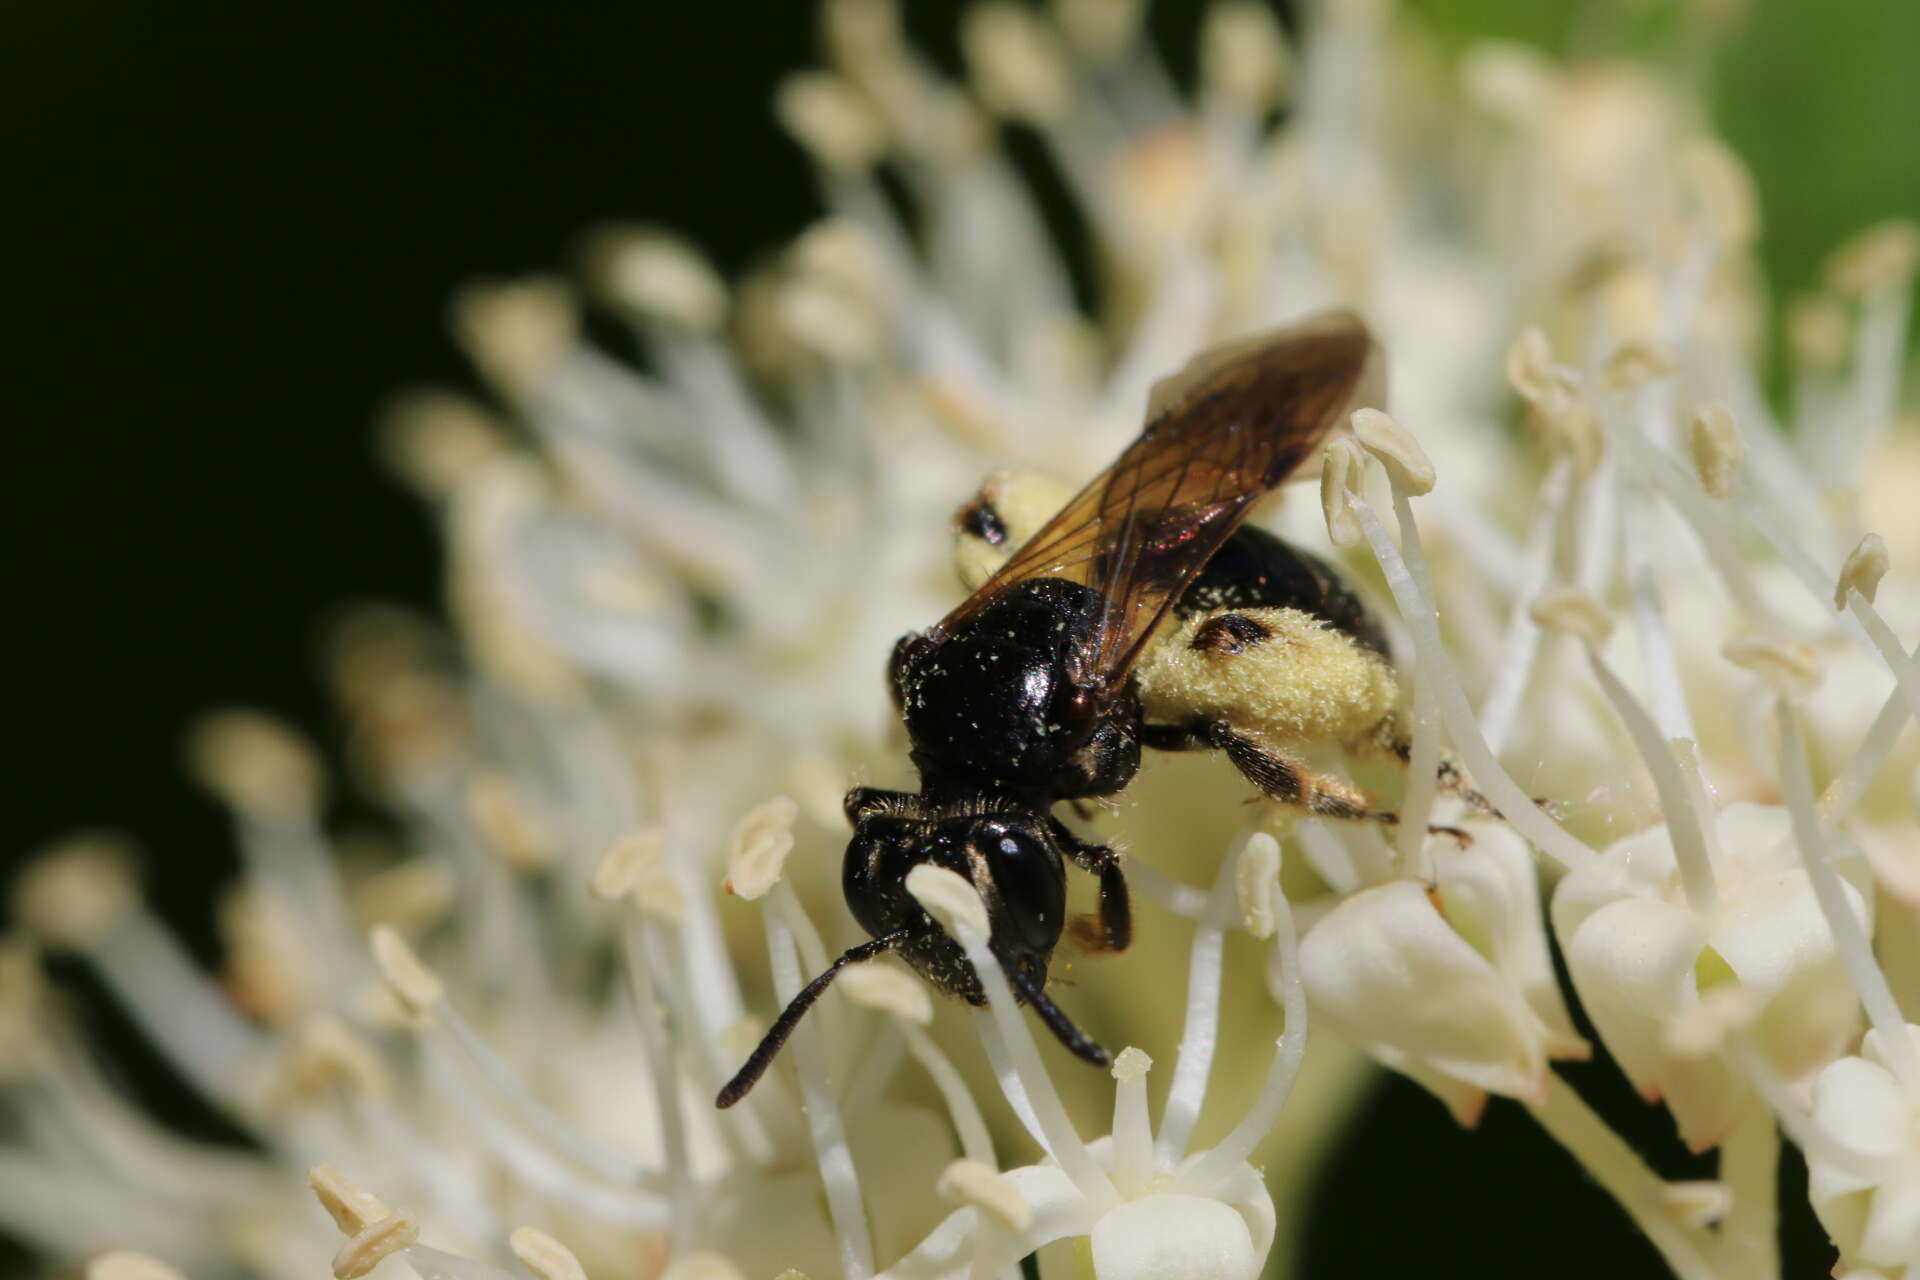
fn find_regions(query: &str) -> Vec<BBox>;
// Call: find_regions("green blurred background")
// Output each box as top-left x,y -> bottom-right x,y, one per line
2,0 -> 1914,1276
1413,0 -> 1920,315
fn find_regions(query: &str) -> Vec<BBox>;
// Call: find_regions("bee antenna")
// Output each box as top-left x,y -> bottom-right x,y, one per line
1002,958 -> 1111,1069
715,931 -> 905,1109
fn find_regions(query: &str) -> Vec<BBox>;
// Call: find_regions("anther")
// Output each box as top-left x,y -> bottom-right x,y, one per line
1351,407 -> 1435,496
307,1165 -> 391,1236
12,834 -> 140,952
1319,437 -> 1366,548
963,2 -> 1071,125
1722,634 -> 1823,700
776,73 -> 889,175
1687,403 -> 1743,499
579,225 -> 727,333
509,1227 -> 588,1280
1835,533 -> 1890,611
369,925 -> 444,1018
1529,586 -> 1614,649
332,1211 -> 418,1280
186,710 -> 325,821
724,796 -> 800,900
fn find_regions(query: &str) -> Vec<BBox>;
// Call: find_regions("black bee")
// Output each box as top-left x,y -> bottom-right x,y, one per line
718,310 -> 1400,1108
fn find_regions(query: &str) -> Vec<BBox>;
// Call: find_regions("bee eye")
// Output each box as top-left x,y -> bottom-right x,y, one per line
979,824 -> 1065,953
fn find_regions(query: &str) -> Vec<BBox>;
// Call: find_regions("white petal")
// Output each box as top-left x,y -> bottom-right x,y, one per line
1810,1057 -> 1912,1186
1713,869 -> 1866,1081
1089,1195 -> 1258,1280
1433,825 -> 1587,1060
1711,802 -> 1797,876
1559,896 -> 1702,1097
1301,881 -> 1548,1100
1860,1173 -> 1920,1268
1551,820 -> 1680,942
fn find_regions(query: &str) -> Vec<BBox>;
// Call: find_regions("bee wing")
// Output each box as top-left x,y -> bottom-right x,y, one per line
936,310 -> 1382,698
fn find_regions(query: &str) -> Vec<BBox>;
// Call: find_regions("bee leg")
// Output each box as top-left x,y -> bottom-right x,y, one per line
1188,718 -> 1377,820
843,786 -> 917,824
1140,721 -> 1207,752
1047,816 -> 1132,953
1384,736 -> 1505,819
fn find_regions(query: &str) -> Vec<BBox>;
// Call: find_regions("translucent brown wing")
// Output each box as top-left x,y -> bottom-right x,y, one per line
935,309 -> 1382,701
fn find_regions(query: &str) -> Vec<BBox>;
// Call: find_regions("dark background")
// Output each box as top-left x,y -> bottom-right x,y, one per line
6,0 -> 1909,1274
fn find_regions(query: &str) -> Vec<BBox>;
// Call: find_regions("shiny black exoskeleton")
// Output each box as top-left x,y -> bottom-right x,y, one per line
847,527 -> 1375,1020
715,527 -> 1384,1107
714,309 -> 1389,1108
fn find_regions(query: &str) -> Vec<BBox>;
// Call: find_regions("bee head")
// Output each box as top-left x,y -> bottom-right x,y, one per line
842,806 -> 1067,1002
715,797 -> 1103,1110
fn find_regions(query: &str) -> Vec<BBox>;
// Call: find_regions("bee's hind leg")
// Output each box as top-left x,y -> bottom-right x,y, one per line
1161,717 -> 1471,841
1151,718 -> 1376,820
1047,815 -> 1132,953
1385,734 -> 1568,821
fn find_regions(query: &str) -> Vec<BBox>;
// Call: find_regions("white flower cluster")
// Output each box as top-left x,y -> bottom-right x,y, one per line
5,1 -> 1919,1278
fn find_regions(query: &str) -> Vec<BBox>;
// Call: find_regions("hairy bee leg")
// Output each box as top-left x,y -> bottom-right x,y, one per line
1370,810 -> 1475,846
1046,816 -> 1132,953
1140,721 -> 1207,752
1384,737 -> 1506,819
1176,717 -> 1376,819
